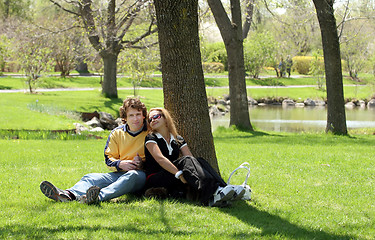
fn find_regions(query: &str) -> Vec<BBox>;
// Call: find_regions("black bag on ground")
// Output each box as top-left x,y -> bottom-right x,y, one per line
173,156 -> 226,205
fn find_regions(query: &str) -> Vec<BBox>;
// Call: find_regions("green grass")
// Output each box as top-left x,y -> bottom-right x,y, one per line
2,72 -> 372,90
207,85 -> 374,101
0,90 -> 164,130
1,72 -> 374,239
0,128 -> 374,239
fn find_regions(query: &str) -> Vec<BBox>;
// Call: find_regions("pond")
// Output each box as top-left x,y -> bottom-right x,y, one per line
211,105 -> 375,132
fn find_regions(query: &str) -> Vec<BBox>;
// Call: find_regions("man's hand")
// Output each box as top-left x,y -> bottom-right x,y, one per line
133,153 -> 143,169
118,160 -> 137,171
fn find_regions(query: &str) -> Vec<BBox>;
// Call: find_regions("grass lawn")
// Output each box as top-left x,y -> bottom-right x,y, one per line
0,128 -> 374,239
0,90 -> 164,130
0,72 -> 374,239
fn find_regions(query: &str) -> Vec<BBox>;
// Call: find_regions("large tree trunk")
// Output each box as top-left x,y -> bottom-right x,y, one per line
101,52 -> 118,99
313,0 -> 347,135
154,0 -> 220,172
208,0 -> 253,130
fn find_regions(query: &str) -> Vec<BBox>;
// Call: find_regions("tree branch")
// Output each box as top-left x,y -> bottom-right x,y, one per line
207,0 -> 234,42
127,41 -> 158,49
121,18 -> 157,47
261,0 -> 290,26
49,0 -> 79,16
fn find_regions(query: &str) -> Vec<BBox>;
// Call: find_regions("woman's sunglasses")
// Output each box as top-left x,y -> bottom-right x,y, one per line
149,113 -> 163,123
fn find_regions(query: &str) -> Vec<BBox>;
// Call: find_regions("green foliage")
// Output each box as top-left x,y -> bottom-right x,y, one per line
201,41 -> 228,70
0,0 -> 32,19
202,62 -> 225,73
0,129 -> 106,140
13,23 -> 55,92
309,50 -> 325,89
243,31 -> 279,78
0,35 -> 11,74
118,48 -> 159,96
293,56 -> 313,74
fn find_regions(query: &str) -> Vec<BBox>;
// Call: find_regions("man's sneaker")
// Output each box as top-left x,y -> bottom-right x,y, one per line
79,186 -> 100,204
209,185 -> 235,207
40,181 -> 72,202
231,185 -> 246,201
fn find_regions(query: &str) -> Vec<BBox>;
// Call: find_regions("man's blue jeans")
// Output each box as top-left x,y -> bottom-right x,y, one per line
68,170 -> 146,201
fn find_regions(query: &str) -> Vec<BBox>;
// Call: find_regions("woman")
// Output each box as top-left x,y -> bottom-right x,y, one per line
143,108 -> 245,206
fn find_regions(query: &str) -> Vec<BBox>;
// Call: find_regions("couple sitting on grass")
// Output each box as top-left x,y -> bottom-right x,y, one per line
40,98 -> 245,207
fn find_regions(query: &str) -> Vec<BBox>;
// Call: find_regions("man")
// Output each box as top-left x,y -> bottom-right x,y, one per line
40,98 -> 148,204
286,55 -> 293,78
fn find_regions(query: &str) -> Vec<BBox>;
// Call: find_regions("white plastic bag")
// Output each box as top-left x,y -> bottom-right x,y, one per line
227,162 -> 252,200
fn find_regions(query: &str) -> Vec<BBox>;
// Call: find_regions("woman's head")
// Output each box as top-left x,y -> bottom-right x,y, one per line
148,108 -> 178,138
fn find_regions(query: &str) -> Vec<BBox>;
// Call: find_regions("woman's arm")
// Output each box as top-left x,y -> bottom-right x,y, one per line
146,142 -> 187,183
180,145 -> 193,156
146,142 -> 180,175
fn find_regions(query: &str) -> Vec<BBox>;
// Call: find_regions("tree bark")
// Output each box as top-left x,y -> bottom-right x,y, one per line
101,52 -> 119,98
154,0 -> 220,172
242,0 -> 255,39
208,0 -> 253,130
313,0 -> 347,135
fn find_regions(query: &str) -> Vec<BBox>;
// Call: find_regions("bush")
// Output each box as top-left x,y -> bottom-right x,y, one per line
293,56 -> 314,74
201,42 -> 228,70
202,62 -> 225,73
243,31 -> 279,78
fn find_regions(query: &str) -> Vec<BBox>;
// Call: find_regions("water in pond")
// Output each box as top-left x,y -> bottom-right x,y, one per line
211,105 -> 375,132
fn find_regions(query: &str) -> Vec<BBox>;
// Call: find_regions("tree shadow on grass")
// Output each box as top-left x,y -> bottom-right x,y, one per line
213,128 -> 286,141
0,85 -> 12,90
219,201 -> 356,240
103,97 -> 123,112
0,223 -> 194,239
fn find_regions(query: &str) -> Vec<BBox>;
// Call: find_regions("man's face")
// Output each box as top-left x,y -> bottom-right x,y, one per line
126,108 -> 145,132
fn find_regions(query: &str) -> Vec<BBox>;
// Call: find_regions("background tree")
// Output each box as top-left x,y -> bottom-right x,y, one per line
309,49 -> 325,89
242,0 -> 256,39
207,0 -> 253,130
313,0 -> 347,135
118,47 -> 159,96
264,0 -> 321,56
154,0 -> 219,171
43,15 -> 86,78
14,24 -> 54,93
0,35 -> 11,74
0,0 -> 32,20
49,0 -> 157,98
243,30 -> 279,78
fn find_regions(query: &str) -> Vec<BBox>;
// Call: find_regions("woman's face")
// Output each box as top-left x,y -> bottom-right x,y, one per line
148,110 -> 165,131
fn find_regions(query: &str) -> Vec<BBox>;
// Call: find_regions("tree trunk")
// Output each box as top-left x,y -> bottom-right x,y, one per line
227,39 -> 252,129
313,0 -> 347,135
154,0 -> 220,172
101,52 -> 118,99
242,0 -> 255,39
208,0 -> 253,130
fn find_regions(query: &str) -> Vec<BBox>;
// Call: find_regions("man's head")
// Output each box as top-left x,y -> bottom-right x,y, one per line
119,98 -> 147,131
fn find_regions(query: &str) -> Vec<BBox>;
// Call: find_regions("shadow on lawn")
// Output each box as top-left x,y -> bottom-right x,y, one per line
220,201 -> 356,239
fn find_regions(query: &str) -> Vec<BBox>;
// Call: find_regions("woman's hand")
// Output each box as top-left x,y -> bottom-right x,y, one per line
179,175 -> 187,184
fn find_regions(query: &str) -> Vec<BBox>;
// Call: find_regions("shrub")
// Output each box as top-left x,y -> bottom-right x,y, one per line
243,31 -> 279,78
202,62 -> 225,73
201,42 -> 228,70
293,56 -> 314,74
